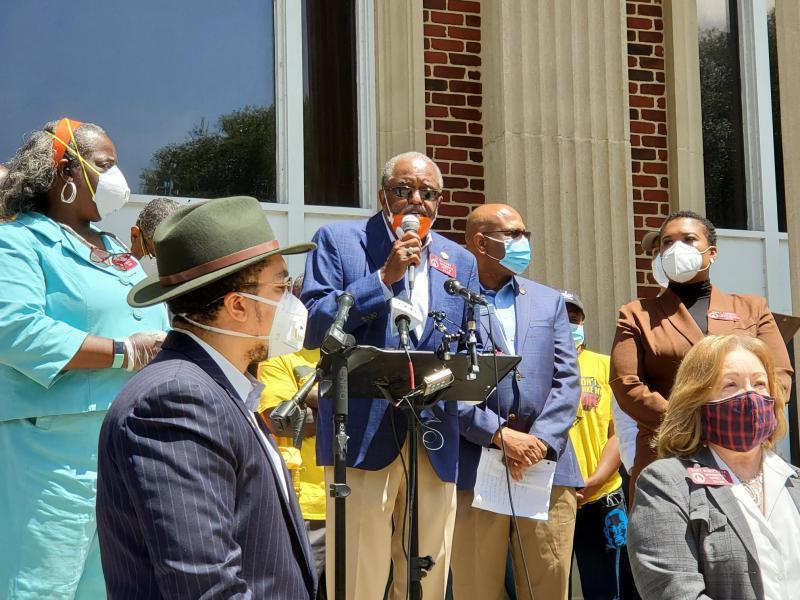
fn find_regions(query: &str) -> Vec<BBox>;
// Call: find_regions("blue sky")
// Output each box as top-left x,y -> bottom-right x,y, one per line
0,1 -> 276,193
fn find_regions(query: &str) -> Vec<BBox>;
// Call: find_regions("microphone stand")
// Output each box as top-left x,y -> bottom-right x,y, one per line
465,302 -> 480,380
430,311 -> 462,361
319,294 -> 356,600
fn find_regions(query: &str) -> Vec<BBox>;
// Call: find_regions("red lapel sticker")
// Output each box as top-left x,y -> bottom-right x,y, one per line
430,254 -> 456,278
687,466 -> 733,486
708,310 -> 741,322
113,255 -> 139,272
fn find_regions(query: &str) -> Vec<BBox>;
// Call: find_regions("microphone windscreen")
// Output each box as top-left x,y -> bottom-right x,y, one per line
400,213 -> 420,234
444,278 -> 461,296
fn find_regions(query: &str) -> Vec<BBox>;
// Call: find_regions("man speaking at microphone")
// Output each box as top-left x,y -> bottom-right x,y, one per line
302,152 -> 481,599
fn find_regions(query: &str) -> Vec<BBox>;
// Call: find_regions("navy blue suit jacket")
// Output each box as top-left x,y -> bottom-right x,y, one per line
96,332 -> 316,599
301,212 -> 480,483
458,277 -> 583,490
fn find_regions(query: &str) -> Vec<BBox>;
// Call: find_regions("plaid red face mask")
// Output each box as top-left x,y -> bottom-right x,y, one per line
701,391 -> 777,452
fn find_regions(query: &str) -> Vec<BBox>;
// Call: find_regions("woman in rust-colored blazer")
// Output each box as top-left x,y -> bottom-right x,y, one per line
610,211 -> 793,493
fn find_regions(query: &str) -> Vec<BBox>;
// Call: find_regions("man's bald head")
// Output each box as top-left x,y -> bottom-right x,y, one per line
465,203 -> 528,289
465,204 -> 524,249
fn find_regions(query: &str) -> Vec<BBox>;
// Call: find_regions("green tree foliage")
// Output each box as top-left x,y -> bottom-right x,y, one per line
767,8 -> 786,231
699,24 -> 747,229
140,105 -> 276,202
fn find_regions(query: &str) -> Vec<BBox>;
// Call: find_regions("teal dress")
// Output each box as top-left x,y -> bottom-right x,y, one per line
0,212 -> 169,599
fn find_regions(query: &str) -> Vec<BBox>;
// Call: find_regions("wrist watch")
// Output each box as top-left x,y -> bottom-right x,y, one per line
112,340 -> 126,369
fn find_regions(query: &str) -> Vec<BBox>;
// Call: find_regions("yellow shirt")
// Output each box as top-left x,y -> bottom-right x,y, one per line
569,348 -> 623,504
257,347 -> 325,521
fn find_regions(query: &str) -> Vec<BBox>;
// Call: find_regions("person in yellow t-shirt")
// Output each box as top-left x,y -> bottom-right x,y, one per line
258,276 -> 326,598
562,291 -> 637,600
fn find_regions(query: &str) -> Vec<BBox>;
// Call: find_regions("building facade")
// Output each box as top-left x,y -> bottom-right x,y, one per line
2,0 -> 797,451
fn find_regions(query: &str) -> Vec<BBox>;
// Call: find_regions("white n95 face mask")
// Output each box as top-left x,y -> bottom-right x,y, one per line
178,290 -> 308,358
259,292 -> 308,358
651,255 -> 670,288
92,165 -> 131,218
660,241 -> 710,283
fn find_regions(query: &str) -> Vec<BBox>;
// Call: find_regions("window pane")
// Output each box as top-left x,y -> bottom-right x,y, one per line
0,1 -> 276,203
766,0 -> 787,232
302,0 -> 360,207
697,0 -> 748,229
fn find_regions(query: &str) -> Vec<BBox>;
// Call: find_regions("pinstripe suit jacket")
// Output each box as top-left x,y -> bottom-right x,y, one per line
96,331 -> 315,599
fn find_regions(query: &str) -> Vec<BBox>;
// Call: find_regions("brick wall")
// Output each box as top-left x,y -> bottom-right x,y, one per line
627,0 -> 669,298
423,0 -> 484,245
420,0 -> 670,289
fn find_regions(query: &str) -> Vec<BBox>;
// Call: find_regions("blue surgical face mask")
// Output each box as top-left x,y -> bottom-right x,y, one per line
570,323 -> 585,347
487,235 -> 531,274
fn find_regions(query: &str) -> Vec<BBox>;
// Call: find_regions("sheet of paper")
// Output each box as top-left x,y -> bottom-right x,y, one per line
471,447 -> 556,521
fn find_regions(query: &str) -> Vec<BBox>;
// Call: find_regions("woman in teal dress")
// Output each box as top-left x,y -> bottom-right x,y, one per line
0,119 -> 169,598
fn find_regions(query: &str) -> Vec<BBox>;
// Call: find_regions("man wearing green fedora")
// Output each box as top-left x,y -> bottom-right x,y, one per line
95,196 -> 318,599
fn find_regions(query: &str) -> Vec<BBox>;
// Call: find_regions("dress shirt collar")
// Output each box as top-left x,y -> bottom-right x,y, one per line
762,449 -> 797,494
709,447 -> 795,486
481,277 -> 515,302
174,328 -> 264,411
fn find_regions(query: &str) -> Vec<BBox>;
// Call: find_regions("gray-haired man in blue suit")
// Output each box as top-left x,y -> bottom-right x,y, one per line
451,203 -> 582,600
96,196 -> 317,599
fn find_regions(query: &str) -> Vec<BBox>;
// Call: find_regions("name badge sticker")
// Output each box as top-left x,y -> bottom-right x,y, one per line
113,255 -> 139,272
708,310 -> 741,322
687,466 -> 733,486
430,254 -> 456,278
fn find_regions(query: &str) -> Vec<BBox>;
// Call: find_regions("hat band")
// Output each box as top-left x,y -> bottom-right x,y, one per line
159,240 -> 280,286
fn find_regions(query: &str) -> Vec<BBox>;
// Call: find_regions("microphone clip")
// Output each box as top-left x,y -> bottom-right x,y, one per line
429,310 -> 463,360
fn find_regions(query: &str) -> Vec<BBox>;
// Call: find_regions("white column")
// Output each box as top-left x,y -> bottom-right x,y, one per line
482,0 -> 635,351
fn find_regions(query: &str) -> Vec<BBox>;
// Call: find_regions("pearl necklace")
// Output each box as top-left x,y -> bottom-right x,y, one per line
736,456 -> 765,514
740,470 -> 764,512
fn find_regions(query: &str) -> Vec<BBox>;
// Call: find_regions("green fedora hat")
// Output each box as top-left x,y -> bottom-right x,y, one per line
129,196 -> 315,307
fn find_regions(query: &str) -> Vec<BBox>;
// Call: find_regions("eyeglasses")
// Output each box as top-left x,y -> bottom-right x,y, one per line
57,223 -> 135,271
485,229 -> 532,240
384,186 -> 442,202
241,276 -> 294,291
90,230 -> 135,270
90,247 -> 133,270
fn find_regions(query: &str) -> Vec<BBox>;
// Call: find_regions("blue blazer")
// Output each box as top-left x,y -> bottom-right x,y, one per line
96,332 -> 316,600
458,277 -> 583,490
301,212 -> 480,483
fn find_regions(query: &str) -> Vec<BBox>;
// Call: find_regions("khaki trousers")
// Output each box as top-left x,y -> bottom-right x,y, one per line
324,443 -> 456,600
450,485 -> 577,600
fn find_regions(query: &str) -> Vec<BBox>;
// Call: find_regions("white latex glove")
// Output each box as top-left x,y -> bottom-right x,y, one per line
123,331 -> 167,371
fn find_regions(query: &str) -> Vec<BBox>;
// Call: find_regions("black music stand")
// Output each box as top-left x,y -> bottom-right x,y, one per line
337,347 -> 520,600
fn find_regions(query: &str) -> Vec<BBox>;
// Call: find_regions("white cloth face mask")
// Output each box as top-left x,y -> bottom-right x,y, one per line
178,290 -> 308,358
651,255 -> 670,288
93,166 -> 131,218
660,241 -> 709,283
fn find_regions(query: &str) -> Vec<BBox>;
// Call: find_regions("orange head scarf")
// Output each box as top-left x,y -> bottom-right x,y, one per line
50,118 -> 84,165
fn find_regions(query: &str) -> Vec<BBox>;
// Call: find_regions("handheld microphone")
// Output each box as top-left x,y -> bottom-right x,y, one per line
444,278 -> 488,306
321,292 -> 356,355
400,214 -> 420,294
